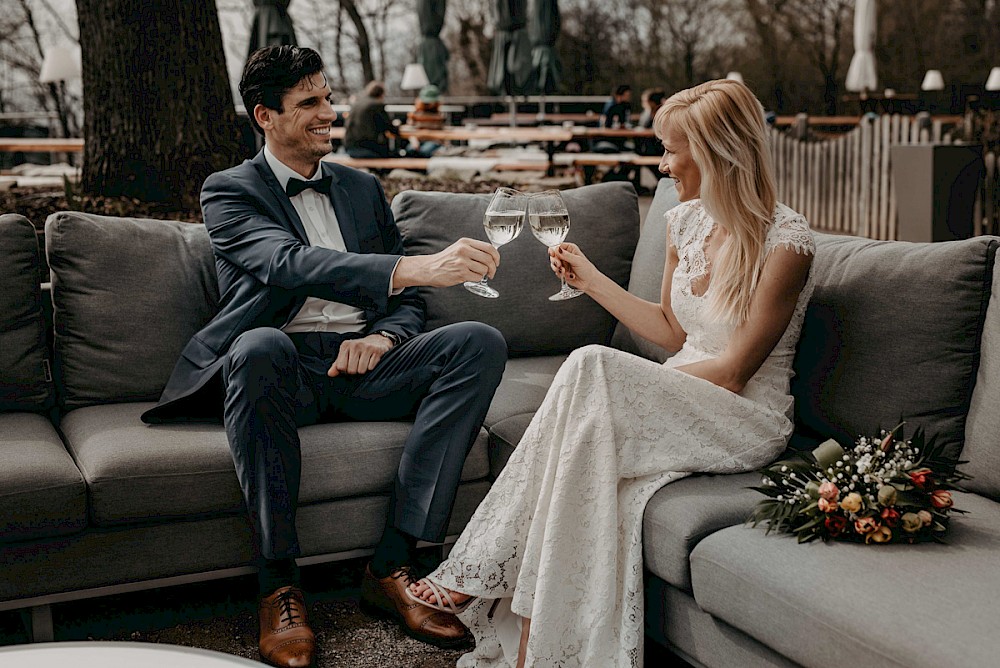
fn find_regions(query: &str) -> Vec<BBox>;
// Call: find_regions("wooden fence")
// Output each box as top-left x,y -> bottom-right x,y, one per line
769,114 -> 999,240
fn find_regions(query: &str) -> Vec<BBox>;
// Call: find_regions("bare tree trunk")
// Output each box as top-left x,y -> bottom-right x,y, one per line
338,0 -> 375,84
76,0 -> 241,206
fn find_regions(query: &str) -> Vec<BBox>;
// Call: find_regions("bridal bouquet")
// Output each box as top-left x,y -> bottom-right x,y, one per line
750,424 -> 970,544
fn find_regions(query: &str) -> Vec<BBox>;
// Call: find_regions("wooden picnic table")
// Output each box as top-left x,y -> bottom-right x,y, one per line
395,126 -> 573,175
397,125 -> 573,143
570,127 -> 656,139
323,154 -> 550,173
479,112 -> 601,127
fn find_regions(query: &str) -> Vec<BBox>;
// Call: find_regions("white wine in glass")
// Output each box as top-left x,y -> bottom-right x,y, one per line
464,187 -> 525,298
528,190 -> 584,301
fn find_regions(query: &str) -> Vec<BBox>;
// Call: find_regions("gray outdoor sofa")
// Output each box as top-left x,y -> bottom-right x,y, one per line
2,178 -> 998,667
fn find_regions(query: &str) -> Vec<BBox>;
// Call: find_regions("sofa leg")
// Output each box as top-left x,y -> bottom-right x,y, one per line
28,604 -> 54,642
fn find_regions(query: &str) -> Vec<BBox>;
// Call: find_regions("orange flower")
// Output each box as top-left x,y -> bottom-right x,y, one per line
854,516 -> 880,534
818,482 -> 840,501
841,493 -> 863,513
818,497 -> 839,513
909,468 -> 933,489
930,490 -> 953,509
901,512 -> 922,533
880,507 -> 901,528
866,525 -> 893,543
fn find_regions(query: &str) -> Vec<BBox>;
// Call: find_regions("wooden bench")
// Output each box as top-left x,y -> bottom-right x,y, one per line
323,156 -> 431,171
553,153 -> 662,185
0,138 -> 84,153
323,154 -> 551,174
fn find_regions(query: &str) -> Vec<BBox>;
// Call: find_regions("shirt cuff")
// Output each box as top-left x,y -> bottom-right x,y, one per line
388,256 -> 404,296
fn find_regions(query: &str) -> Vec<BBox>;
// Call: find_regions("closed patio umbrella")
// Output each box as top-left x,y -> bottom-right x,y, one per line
488,0 -> 533,97
417,0 -> 450,92
528,0 -> 560,96
845,0 -> 877,93
248,0 -> 298,55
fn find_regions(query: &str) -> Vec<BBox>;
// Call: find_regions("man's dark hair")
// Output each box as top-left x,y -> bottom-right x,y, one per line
648,89 -> 667,106
240,45 -> 326,135
614,84 -> 632,98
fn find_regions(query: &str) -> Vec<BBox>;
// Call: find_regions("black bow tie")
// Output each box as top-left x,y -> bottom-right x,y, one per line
286,175 -> 332,198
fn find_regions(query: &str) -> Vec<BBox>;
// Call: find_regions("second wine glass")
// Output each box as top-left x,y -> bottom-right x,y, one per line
528,190 -> 584,301
463,187 -> 526,298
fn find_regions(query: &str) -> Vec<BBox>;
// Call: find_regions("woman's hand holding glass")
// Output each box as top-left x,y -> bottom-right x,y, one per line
528,190 -> 584,301
548,242 -> 597,295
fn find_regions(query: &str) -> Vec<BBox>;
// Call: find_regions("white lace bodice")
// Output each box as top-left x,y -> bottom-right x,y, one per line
667,200 -> 816,416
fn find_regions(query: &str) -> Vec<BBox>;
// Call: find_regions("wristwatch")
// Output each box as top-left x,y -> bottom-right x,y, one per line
372,330 -> 401,347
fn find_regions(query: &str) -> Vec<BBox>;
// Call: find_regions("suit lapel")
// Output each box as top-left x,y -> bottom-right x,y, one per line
325,163 -> 361,253
251,152 -> 310,243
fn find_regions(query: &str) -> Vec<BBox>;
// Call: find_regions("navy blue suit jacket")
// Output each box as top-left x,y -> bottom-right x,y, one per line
141,152 -> 425,423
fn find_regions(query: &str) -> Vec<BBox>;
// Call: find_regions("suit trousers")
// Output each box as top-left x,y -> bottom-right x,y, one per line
221,322 -> 507,561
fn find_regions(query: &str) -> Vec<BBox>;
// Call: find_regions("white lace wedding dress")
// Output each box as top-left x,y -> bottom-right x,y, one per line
427,200 -> 816,667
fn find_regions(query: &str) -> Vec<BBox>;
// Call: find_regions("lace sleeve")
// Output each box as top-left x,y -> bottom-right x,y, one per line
664,201 -> 698,251
767,204 -> 816,256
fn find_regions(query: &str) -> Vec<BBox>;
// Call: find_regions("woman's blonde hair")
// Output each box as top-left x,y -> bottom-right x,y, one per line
654,79 -> 777,324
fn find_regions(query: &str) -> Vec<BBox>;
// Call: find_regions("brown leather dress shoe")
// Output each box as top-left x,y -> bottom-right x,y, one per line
258,586 -> 316,668
360,563 -> 470,649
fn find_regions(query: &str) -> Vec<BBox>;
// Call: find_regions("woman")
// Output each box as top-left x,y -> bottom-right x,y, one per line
409,79 -> 816,667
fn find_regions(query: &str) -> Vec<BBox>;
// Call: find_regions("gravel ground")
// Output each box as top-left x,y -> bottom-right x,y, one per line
0,551 -> 688,666
0,554 -> 466,667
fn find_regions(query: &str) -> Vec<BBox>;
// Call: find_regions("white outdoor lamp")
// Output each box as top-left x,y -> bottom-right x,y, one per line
985,67 -> 1000,92
39,45 -> 80,84
400,63 -> 430,92
921,69 -> 945,91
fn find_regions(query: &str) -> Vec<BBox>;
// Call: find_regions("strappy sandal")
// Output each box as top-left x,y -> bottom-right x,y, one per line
404,577 -> 476,615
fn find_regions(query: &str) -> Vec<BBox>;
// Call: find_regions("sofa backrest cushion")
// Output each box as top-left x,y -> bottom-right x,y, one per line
610,179 -> 680,362
45,212 -> 218,408
393,181 -> 640,356
792,234 -> 997,461
0,214 -> 53,411
962,251 -> 1000,500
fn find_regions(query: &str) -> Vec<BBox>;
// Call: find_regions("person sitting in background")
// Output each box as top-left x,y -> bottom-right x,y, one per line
345,80 -> 401,159
600,84 -> 633,128
407,84 -> 445,130
595,84 -> 633,156
638,87 -> 667,130
637,88 -> 669,183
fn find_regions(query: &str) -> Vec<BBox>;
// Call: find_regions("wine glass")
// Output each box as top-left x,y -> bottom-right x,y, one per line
463,187 -> 526,298
528,190 -> 584,301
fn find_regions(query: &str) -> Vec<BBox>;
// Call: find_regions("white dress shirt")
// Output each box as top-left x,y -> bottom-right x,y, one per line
264,147 -> 375,335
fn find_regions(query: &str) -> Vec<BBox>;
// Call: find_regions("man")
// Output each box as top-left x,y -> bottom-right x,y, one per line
344,80 -> 401,158
141,45 -> 506,668
600,84 -> 633,129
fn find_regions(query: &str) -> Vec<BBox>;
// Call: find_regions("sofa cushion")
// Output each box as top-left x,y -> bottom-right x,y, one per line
962,248 -> 1000,500
485,355 -> 566,428
45,212 -> 219,408
0,214 -> 52,411
60,403 -> 489,526
393,182 -> 639,356
610,179 -> 680,362
642,472 -> 762,592
691,492 -> 1000,668
488,413 -> 535,480
0,412 -> 86,542
792,235 -> 997,460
